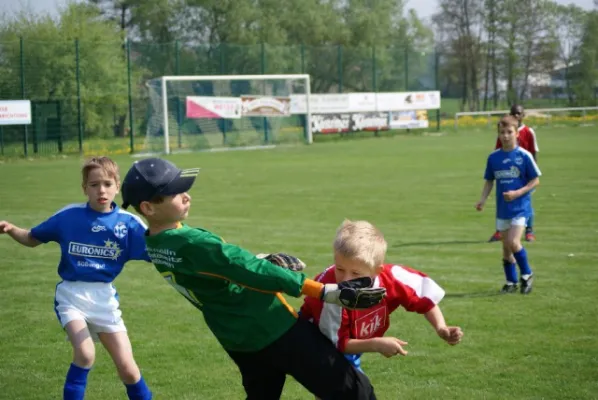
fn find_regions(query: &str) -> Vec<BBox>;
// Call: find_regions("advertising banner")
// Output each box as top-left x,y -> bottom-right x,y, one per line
186,96 -> 241,119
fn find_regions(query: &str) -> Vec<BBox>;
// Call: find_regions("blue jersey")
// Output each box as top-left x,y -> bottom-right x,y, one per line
30,202 -> 149,283
484,147 -> 541,219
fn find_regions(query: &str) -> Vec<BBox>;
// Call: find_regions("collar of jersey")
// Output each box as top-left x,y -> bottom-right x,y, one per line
86,201 -> 118,215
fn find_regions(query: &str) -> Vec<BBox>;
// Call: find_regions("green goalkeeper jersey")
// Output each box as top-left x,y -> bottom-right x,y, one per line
144,224 -> 309,352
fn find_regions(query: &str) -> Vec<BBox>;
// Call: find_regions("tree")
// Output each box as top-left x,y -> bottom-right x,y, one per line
550,4 -> 586,104
0,3 -> 131,138
574,8 -> 598,105
481,0 -> 499,110
433,0 -> 484,111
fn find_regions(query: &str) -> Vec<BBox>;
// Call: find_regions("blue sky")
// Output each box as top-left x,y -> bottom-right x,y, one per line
1,0 -> 595,20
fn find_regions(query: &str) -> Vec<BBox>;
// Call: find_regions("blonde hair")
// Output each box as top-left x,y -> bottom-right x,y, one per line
82,156 -> 120,186
333,219 -> 387,269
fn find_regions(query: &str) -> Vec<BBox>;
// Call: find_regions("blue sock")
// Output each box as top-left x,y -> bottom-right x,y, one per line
527,214 -> 535,231
502,259 -> 518,284
514,248 -> 533,276
64,363 -> 90,400
125,376 -> 152,400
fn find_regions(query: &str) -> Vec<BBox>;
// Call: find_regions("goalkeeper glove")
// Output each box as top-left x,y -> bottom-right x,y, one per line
256,253 -> 306,272
321,277 -> 386,310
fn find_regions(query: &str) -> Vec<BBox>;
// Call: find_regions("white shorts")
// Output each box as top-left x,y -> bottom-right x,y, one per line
54,280 -> 126,341
496,217 -> 527,232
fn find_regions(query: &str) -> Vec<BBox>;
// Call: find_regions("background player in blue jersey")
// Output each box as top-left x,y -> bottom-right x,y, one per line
0,157 -> 152,400
475,115 -> 541,294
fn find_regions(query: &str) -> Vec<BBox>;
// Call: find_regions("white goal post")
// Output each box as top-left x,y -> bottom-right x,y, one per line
454,106 -> 598,128
157,74 -> 312,154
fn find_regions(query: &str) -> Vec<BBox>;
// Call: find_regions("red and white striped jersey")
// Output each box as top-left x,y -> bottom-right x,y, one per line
495,124 -> 539,157
299,264 -> 446,352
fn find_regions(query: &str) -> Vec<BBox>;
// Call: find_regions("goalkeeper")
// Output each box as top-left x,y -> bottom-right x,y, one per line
121,158 -> 386,400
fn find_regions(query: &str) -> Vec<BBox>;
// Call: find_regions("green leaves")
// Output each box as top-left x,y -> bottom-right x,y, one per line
0,3 -> 130,138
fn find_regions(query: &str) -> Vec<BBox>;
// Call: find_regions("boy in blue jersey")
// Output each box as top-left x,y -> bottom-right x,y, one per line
0,157 -> 152,400
476,116 -> 541,294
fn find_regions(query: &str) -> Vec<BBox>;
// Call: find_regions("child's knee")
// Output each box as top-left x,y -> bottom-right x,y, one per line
73,346 -> 95,368
116,360 -> 141,384
501,241 -> 512,258
509,238 -> 522,253
503,233 -> 521,253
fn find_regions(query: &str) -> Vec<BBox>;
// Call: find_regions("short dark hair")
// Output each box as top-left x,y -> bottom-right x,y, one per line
133,194 -> 166,216
510,104 -> 524,115
499,115 -> 519,130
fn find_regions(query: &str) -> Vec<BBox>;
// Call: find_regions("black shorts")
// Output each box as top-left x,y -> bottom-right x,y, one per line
226,318 -> 376,400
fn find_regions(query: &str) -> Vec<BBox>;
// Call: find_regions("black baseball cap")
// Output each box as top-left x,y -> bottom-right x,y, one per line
121,158 -> 199,210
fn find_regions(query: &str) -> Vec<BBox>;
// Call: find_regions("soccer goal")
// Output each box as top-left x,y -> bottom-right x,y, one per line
143,74 -> 312,154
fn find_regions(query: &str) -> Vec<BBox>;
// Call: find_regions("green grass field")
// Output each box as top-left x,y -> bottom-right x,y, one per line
0,126 -> 597,400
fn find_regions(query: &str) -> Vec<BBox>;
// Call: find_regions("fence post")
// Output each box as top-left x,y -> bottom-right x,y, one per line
404,46 -> 409,91
261,42 -> 266,74
126,39 -> 134,154
75,38 -> 83,154
220,43 -> 227,144
300,44 -> 306,74
175,40 -> 182,149
435,49 -> 440,131
261,42 -> 269,143
0,126 -> 4,156
372,46 -> 377,92
20,37 -> 28,157
338,44 -> 343,93
219,43 -> 226,74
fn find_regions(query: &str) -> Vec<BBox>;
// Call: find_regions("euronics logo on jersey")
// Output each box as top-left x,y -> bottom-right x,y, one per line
495,166 -> 521,180
68,239 -> 123,260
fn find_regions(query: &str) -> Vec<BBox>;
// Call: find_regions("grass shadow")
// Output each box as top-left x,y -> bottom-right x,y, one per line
392,240 -> 487,248
445,291 -> 504,299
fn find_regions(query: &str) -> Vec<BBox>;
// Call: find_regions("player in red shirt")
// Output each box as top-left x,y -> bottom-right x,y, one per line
300,220 -> 463,387
488,104 -> 539,243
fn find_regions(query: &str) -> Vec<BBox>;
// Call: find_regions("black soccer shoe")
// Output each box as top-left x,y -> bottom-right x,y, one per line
500,283 -> 518,294
520,275 -> 534,295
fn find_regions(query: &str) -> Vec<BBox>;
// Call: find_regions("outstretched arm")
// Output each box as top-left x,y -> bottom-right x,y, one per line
182,241 -> 385,309
424,305 -> 463,345
345,337 -> 408,358
0,221 -> 41,247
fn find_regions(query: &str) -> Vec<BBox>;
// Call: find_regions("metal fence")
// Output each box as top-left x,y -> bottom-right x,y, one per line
1,39 -> 595,158
0,39 -> 442,157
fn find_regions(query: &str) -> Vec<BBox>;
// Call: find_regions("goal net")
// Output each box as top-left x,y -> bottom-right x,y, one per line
143,74 -> 312,154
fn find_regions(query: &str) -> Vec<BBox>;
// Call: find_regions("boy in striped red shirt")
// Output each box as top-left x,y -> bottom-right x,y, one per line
300,220 -> 463,383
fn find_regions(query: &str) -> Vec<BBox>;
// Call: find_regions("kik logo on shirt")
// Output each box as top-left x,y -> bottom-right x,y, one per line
354,306 -> 387,338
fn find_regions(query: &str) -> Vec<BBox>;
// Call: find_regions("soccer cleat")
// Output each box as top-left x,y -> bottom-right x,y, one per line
500,283 -> 518,294
525,232 -> 536,242
488,231 -> 502,242
520,275 -> 534,294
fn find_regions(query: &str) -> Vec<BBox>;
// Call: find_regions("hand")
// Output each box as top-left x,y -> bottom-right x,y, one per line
475,201 -> 484,211
0,221 -> 15,234
321,277 -> 386,310
256,253 -> 306,272
503,191 -> 519,202
374,337 -> 409,358
436,326 -> 463,345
